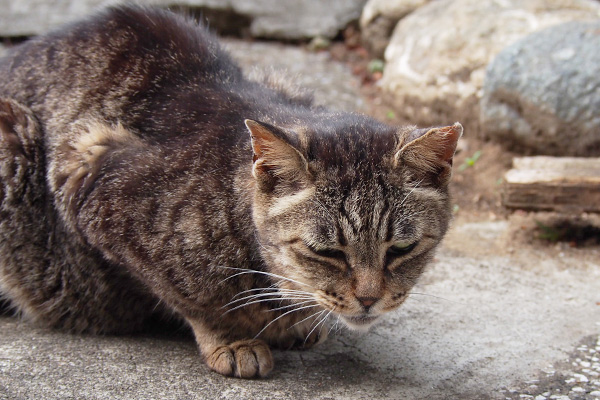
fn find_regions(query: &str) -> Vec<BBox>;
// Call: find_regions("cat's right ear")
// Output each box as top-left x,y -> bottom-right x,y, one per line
394,123 -> 463,185
245,119 -> 310,190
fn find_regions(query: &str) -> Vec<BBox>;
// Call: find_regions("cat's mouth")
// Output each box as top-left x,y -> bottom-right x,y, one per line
340,314 -> 381,330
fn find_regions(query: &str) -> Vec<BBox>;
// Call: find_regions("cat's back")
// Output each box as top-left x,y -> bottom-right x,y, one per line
0,6 -> 243,123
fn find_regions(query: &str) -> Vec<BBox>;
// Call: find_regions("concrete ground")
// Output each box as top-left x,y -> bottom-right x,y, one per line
1,40 -> 600,400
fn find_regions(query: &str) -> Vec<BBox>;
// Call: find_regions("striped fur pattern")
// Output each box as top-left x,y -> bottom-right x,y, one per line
0,6 -> 461,378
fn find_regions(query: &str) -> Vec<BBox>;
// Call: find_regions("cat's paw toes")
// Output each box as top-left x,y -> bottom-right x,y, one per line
206,339 -> 273,378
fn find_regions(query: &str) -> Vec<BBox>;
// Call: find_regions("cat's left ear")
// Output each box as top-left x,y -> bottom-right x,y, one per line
394,123 -> 463,184
245,119 -> 310,190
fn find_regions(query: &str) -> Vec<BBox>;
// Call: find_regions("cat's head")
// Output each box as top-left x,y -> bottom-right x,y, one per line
246,114 -> 461,331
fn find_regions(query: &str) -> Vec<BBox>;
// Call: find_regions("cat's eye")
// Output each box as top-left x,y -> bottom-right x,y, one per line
386,241 -> 418,257
306,244 -> 346,260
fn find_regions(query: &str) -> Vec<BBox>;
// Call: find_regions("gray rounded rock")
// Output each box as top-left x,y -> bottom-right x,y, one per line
380,0 -> 600,136
481,21 -> 600,156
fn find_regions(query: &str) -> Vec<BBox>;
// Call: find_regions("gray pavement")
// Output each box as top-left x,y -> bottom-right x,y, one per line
1,40 -> 600,400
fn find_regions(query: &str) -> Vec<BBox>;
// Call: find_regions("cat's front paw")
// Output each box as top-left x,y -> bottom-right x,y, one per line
206,339 -> 273,378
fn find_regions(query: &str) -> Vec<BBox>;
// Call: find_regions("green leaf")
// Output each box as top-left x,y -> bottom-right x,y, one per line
368,59 -> 385,73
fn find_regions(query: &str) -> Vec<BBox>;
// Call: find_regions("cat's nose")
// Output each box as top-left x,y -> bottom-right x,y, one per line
357,296 -> 379,312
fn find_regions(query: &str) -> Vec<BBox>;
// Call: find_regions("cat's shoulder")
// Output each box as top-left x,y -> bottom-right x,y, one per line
66,5 -> 219,54
1,5 -> 236,82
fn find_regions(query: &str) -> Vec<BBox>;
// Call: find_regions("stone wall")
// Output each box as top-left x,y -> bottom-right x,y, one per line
0,0 -> 367,39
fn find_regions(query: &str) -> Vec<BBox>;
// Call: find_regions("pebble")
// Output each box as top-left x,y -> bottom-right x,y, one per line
590,390 -> 600,397
570,386 -> 585,393
534,396 -> 547,400
573,373 -> 589,383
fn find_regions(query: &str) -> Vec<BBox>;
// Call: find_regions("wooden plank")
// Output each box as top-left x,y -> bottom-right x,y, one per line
503,156 -> 600,212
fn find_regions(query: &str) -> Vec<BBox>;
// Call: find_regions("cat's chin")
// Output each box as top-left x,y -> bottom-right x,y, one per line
340,315 -> 381,332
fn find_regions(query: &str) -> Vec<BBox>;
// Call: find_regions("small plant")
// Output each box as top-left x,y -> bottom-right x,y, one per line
386,110 -> 396,120
458,150 -> 482,171
534,220 -> 600,246
535,221 -> 563,242
367,59 -> 385,74
307,36 -> 331,51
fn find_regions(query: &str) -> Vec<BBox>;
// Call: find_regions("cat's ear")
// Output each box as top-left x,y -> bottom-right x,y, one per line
394,123 -> 463,184
245,119 -> 310,190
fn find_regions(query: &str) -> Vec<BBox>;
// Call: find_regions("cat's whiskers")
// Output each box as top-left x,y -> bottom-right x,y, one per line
409,292 -> 458,303
399,178 -> 425,207
151,298 -> 164,313
253,232 -> 271,253
230,288 -> 313,301
399,275 -> 419,288
224,286 -> 315,310
224,292 -> 313,308
312,198 -> 336,222
222,293 -> 315,315
215,266 -> 313,289
304,307 -> 335,345
329,315 -> 343,335
266,299 -> 318,313
253,302 -> 322,339
231,286 -> 313,300
316,308 -> 334,338
288,308 -> 326,331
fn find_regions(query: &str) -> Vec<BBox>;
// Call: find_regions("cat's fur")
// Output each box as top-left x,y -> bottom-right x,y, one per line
0,6 -> 461,378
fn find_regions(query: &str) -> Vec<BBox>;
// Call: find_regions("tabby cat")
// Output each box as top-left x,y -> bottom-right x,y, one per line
0,6 -> 461,378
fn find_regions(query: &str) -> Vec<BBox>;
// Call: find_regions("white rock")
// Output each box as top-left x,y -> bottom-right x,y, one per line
549,395 -> 572,400
590,391 -> 600,397
573,373 -> 589,383
380,0 -> 600,133
359,0 -> 433,57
